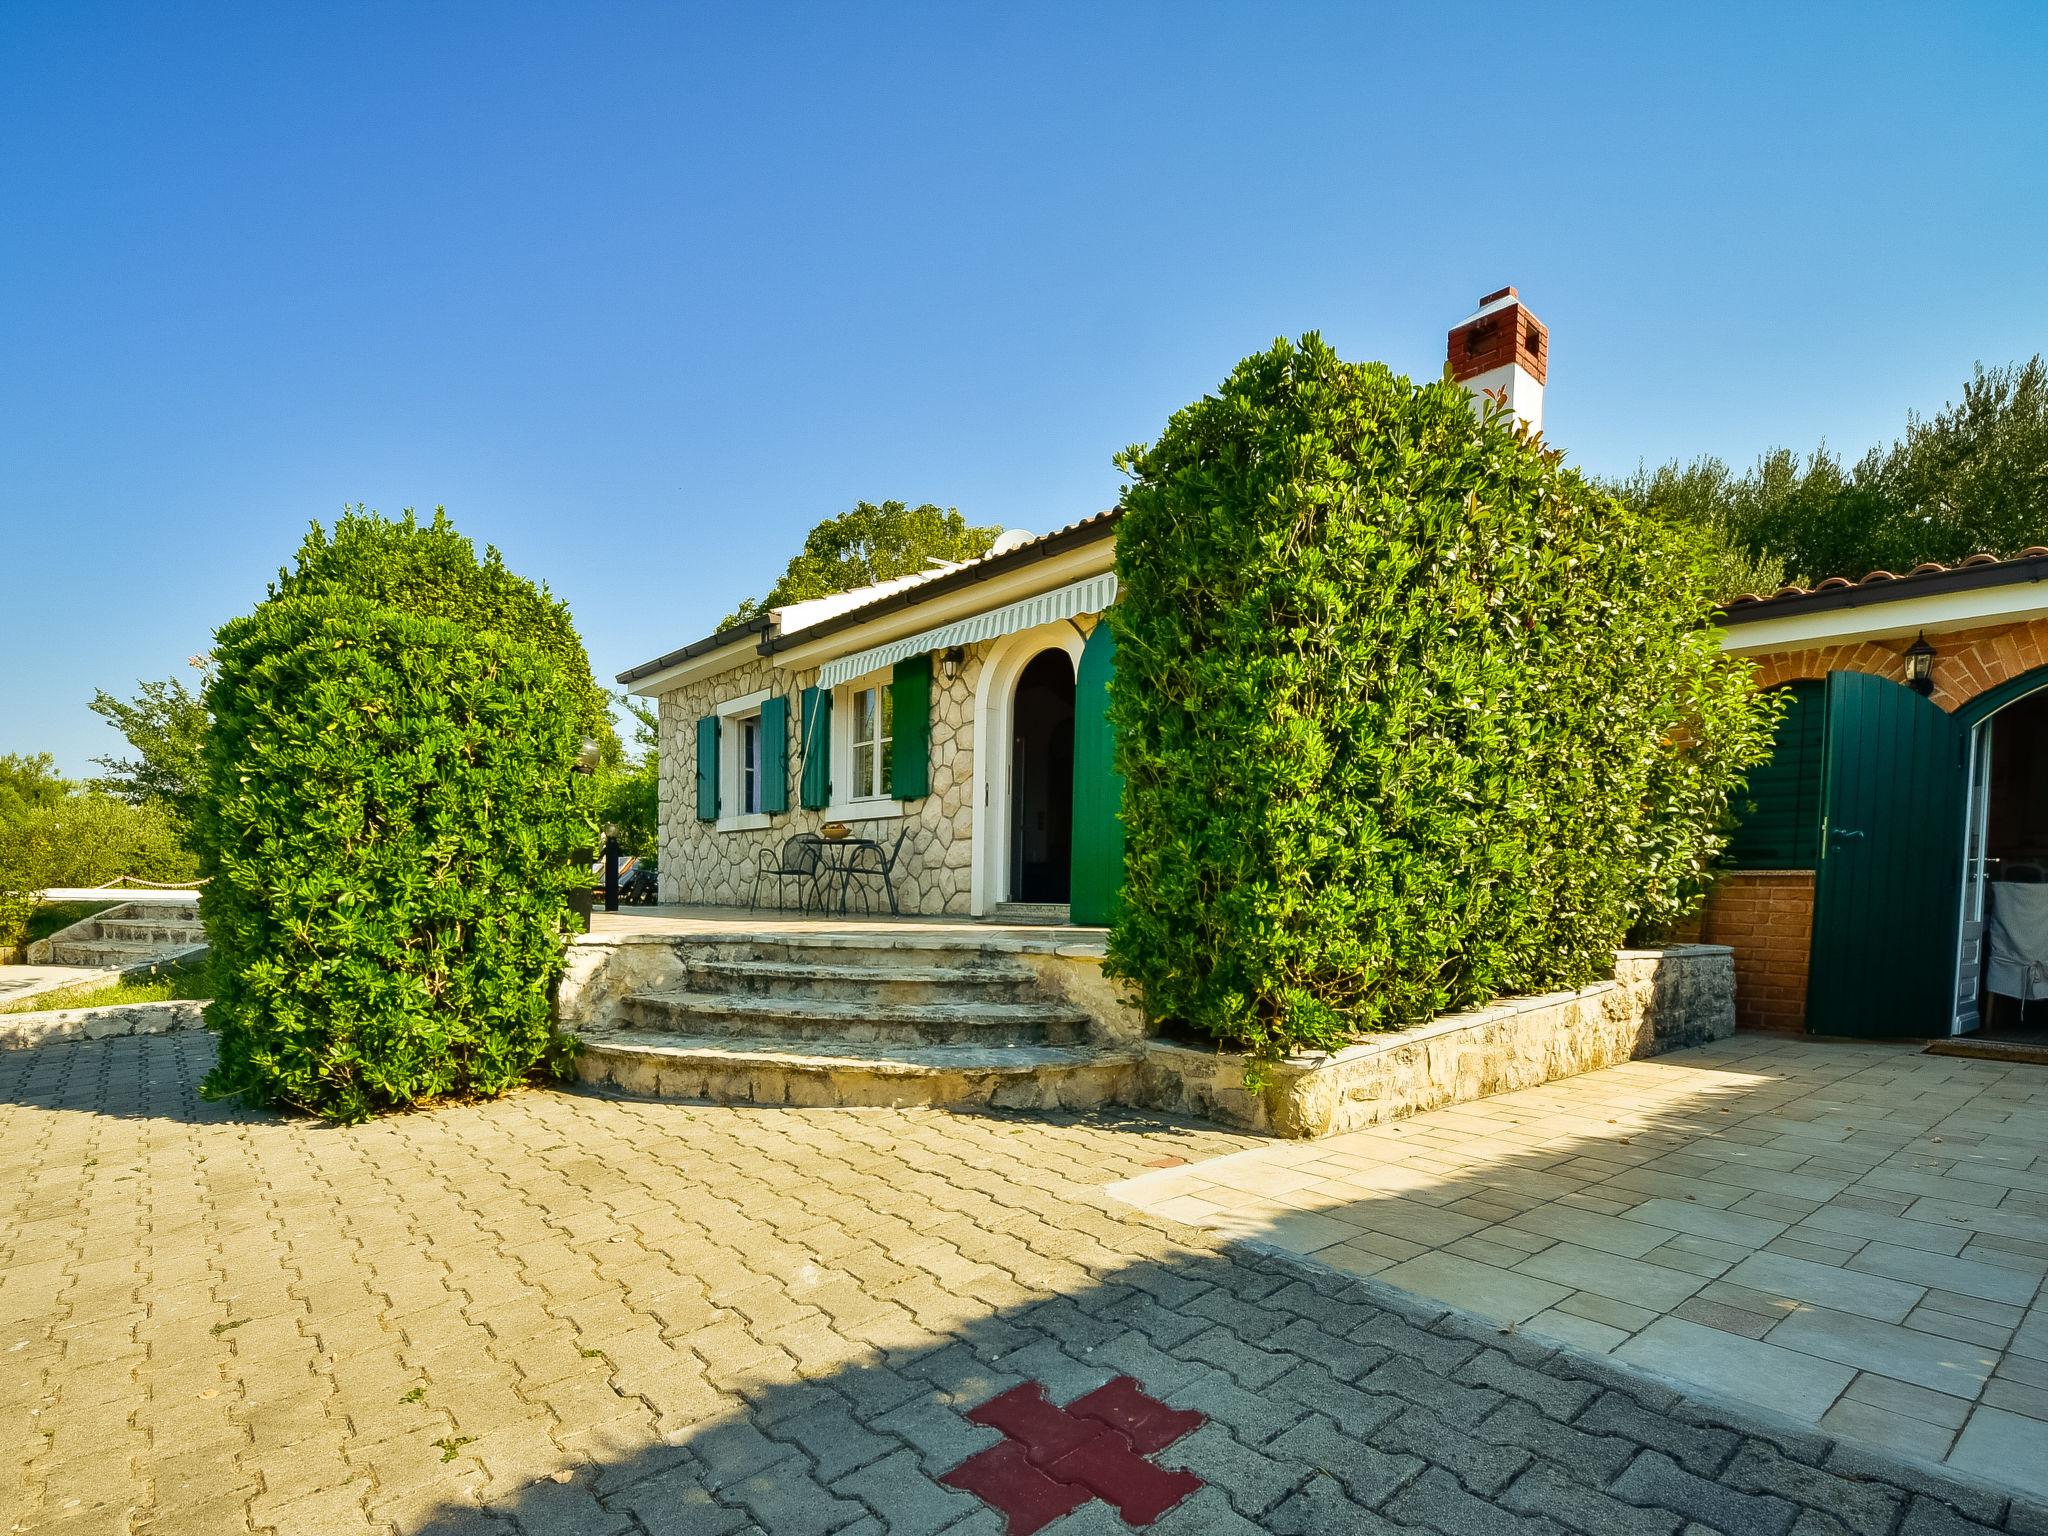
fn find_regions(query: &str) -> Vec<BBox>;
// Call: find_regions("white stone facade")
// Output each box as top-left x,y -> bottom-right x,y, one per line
656,645 -> 987,913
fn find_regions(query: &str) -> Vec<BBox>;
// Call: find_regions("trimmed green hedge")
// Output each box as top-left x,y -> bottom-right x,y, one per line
196,594 -> 587,1121
1106,335 -> 1777,1063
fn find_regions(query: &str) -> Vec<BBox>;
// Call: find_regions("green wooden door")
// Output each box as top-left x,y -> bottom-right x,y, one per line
1806,671 -> 1967,1039
1069,623 -> 1125,927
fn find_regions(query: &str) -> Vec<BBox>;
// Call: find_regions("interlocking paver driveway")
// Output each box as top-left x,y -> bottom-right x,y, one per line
3,1032 -> 2042,1535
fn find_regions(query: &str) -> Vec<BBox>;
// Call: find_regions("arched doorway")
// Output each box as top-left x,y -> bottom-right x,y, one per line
1953,666 -> 2048,1038
1009,650 -> 1075,903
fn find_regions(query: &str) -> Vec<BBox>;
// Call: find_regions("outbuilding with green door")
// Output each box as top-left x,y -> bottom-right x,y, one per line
1708,547 -> 2048,1045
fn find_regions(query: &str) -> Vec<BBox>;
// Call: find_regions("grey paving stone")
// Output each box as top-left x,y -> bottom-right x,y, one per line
1721,1440 -> 1903,1536
1269,1360 -> 1406,1438
1474,1397 -> 1640,1483
1262,1316 -> 1389,1382
1352,1312 -> 1483,1375
1456,1346 -> 1601,1420
604,1463 -> 754,1536
1180,1324 -> 1298,1390
1265,1473 -> 1410,1535
1386,1465 -> 1571,1535
1610,1449 -> 1800,1536
772,1397 -> 898,1482
1500,1460 -> 1683,1536
1578,1390 -> 1742,1476
868,1392 -> 1000,1475
1370,1405 -> 1532,1496
1268,1413 -> 1426,1507
1145,1482 -> 1267,1534
1357,1354 -> 1505,1429
1899,1494 -> 2010,1536
1158,1421 -> 1304,1518
831,1448 -> 980,1536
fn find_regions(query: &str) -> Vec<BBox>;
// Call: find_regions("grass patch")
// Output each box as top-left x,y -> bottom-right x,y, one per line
22,902 -> 118,948
0,957 -> 215,1015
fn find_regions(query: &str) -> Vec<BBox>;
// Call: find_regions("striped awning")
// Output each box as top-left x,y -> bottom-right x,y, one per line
815,572 -> 1117,687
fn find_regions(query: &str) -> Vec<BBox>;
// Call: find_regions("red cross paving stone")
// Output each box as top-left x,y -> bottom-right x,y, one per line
941,1377 -> 1205,1534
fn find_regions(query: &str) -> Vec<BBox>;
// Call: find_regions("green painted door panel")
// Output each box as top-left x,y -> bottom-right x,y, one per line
1805,671 -> 1966,1039
1069,623 -> 1125,927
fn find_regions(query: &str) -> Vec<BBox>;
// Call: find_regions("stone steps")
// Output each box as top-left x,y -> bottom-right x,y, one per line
45,938 -> 200,968
682,954 -> 1045,1006
619,989 -> 1090,1046
94,920 -> 206,945
575,1030 -> 1138,1111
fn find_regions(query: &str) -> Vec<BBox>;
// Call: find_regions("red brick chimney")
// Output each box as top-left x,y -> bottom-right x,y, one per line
1447,287 -> 1548,434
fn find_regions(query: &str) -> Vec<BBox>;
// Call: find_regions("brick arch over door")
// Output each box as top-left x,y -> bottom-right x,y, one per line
1747,617 -> 2048,713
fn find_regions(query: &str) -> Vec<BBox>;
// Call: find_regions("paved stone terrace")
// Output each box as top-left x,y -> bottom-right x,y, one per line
3,1032 -> 2044,1535
1109,1035 -> 2048,1500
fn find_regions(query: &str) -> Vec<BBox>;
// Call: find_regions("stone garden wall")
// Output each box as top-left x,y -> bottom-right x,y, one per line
656,644 -> 986,914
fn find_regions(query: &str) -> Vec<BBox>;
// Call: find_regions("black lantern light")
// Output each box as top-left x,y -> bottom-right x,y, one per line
1905,633 -> 1936,696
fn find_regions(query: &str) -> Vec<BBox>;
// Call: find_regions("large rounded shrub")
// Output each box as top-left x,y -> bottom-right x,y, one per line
1107,335 -> 1776,1063
196,593 -> 588,1121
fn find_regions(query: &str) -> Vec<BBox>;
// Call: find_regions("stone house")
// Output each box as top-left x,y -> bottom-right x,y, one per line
622,288 -> 1555,925
1708,549 -> 2048,1043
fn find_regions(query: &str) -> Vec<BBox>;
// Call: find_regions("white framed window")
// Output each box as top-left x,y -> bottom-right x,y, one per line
715,689 -> 773,832
739,715 -> 762,814
851,681 -> 893,800
826,669 -> 905,824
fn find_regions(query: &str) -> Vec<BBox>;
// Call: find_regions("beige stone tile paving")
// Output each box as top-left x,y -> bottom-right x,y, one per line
1108,1033 -> 2048,1501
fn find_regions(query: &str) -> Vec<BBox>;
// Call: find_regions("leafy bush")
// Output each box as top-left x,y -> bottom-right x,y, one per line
195,593 -> 589,1121
276,507 -> 615,747
1106,335 -> 1778,1063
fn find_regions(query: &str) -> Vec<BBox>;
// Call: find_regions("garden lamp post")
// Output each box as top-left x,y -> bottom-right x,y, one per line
568,738 -> 601,928
603,823 -> 621,913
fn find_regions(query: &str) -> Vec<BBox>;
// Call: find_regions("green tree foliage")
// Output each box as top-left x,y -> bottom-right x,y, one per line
0,754 -> 68,822
723,500 -> 1001,628
1615,357 -> 2048,595
195,593 -> 589,1122
595,696 -> 659,858
88,669 -> 211,832
278,507 -> 614,747
1107,335 -> 1779,1064
0,789 -> 195,952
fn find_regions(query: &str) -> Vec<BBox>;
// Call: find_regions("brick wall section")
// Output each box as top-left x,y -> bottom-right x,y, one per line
1447,291 -> 1549,386
1691,871 -> 1815,1033
1745,616 -> 2048,713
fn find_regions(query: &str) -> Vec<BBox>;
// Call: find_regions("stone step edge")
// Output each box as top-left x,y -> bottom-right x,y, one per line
573,928 -> 1108,960
686,957 -> 1038,985
577,1030 -> 1137,1076
625,991 -> 1090,1025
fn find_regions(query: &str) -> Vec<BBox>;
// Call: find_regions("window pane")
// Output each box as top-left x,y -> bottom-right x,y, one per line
853,688 -> 875,749
742,718 -> 760,814
878,683 -> 893,741
879,736 -> 892,796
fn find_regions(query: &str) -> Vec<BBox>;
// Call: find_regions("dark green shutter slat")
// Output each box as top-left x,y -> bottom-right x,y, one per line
799,687 -> 832,810
892,654 -> 931,801
1726,680 -> 1825,869
1069,623 -> 1125,926
695,715 -> 720,822
759,694 -> 790,814
1804,671 -> 1967,1039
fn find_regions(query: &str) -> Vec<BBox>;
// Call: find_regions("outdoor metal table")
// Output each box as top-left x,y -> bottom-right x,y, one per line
813,837 -> 882,915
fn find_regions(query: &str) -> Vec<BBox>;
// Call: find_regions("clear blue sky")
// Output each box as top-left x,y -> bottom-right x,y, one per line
5,2 -> 2044,775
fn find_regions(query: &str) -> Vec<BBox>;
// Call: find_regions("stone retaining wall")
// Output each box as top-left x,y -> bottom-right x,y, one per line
0,998 -> 208,1050
1130,944 -> 1736,1138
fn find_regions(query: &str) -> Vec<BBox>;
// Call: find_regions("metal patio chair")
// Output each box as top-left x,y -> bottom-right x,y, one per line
840,826 -> 910,916
752,833 -> 825,911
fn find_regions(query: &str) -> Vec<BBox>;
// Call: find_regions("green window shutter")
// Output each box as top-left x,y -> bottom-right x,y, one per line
799,686 -> 832,809
891,654 -> 931,800
759,694 -> 790,814
1725,680 -> 1825,868
695,715 -> 720,822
